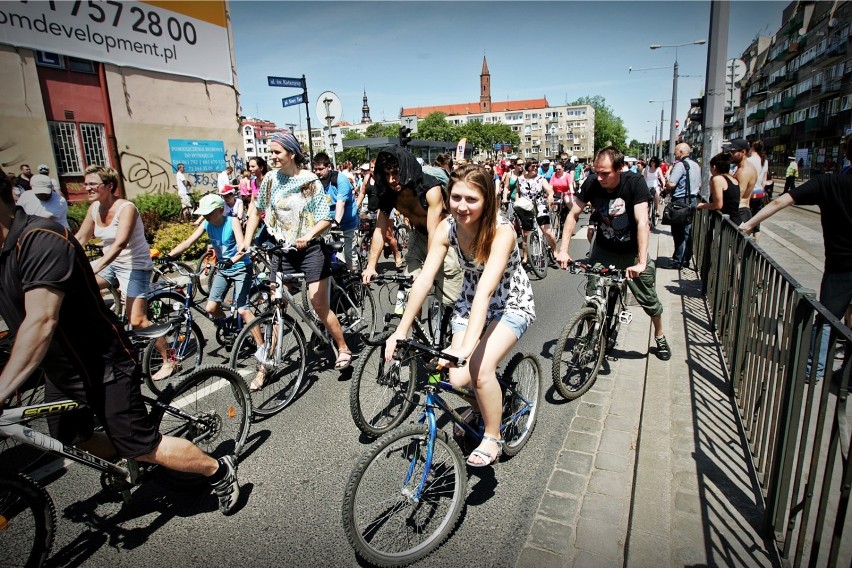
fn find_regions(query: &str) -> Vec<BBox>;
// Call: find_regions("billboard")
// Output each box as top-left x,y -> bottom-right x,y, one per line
0,1 -> 232,84
169,139 -> 226,173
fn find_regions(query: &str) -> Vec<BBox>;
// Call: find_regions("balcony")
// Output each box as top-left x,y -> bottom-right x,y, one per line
747,109 -> 766,122
782,96 -> 795,109
820,41 -> 847,62
779,124 -> 793,136
821,79 -> 842,96
804,117 -> 820,131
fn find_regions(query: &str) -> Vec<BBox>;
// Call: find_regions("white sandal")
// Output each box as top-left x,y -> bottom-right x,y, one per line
467,436 -> 503,468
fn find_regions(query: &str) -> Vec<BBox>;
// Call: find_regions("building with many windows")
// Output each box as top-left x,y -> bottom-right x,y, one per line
241,117 -> 287,164
698,1 -> 851,176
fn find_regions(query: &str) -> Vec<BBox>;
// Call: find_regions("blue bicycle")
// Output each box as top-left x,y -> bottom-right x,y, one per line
341,338 -> 542,566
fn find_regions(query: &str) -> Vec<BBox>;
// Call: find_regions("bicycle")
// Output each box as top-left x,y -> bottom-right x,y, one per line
551,261 -> 632,400
341,338 -> 542,566
0,330 -> 251,567
507,201 -> 555,280
351,273 -> 453,437
229,240 -> 378,415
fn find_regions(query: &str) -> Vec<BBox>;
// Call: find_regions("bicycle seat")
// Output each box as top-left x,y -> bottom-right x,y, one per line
326,240 -> 344,253
127,322 -> 173,342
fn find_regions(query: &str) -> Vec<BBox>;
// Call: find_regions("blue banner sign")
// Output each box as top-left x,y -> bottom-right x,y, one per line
168,139 -> 225,173
268,76 -> 304,88
282,94 -> 305,107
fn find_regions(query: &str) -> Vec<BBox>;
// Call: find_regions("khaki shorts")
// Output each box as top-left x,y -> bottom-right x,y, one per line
405,229 -> 463,306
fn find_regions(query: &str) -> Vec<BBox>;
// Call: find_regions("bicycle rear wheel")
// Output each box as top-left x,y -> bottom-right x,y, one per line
229,311 -> 306,416
342,425 -> 467,567
195,249 -> 216,298
0,473 -> 56,568
552,307 -> 606,400
501,353 -> 542,457
151,365 -> 251,484
527,230 -> 548,279
349,345 -> 417,437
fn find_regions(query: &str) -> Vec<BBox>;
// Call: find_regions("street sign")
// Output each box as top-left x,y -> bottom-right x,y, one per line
725,59 -> 746,83
282,94 -> 305,107
268,76 -> 304,88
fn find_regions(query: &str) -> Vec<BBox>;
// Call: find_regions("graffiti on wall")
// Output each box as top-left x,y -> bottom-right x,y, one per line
119,149 -> 246,195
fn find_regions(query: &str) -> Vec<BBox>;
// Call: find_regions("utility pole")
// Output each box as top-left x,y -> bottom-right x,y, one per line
700,1 -> 730,199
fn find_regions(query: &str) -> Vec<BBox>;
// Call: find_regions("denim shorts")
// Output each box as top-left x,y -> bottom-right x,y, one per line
209,264 -> 251,308
451,310 -> 530,341
100,264 -> 151,299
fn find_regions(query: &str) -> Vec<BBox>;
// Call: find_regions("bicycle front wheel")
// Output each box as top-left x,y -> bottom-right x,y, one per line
349,345 -> 417,437
501,352 -> 542,457
229,311 -> 306,416
526,230 -> 548,279
142,320 -> 205,395
0,473 -> 56,568
195,249 -> 216,298
342,425 -> 467,567
552,307 -> 605,400
151,365 -> 251,485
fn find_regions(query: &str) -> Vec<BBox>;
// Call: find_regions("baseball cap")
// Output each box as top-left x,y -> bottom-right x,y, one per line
37,164 -> 49,174
722,138 -> 749,152
219,185 -> 237,195
30,174 -> 52,196
360,162 -> 370,171
541,159 -> 551,165
194,194 -> 224,215
788,156 -> 796,160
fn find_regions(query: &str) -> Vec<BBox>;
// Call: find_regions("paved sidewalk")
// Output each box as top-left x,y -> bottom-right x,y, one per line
517,225 -> 780,567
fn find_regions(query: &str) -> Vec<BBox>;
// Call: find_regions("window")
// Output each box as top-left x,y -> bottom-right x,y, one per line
793,109 -> 807,122
80,123 -> 108,167
827,97 -> 840,114
68,57 -> 96,73
36,51 -> 95,73
244,126 -> 253,136
48,122 -> 82,175
807,104 -> 819,118
841,95 -> 852,111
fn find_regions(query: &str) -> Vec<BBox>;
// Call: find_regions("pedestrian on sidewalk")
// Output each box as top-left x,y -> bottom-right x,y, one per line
665,142 -> 701,269
747,140 -> 769,242
724,138 -> 758,228
556,146 -> 671,361
740,133 -> 852,378
783,156 -> 799,194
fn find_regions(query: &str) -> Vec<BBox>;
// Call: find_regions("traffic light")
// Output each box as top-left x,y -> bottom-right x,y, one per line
688,96 -> 705,125
399,126 -> 412,148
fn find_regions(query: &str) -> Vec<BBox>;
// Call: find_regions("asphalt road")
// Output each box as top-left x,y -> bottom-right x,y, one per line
31,220 -> 604,568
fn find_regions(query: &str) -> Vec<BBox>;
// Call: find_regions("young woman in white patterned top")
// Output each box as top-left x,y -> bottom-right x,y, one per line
385,164 -> 535,468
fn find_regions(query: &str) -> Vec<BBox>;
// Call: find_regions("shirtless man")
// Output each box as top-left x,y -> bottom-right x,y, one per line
724,138 -> 758,226
361,146 -> 462,305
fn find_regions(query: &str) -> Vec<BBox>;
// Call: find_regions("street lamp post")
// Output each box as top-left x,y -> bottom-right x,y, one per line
649,100 -> 670,160
650,40 -> 706,163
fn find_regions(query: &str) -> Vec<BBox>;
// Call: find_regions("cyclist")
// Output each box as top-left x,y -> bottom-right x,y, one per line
643,156 -> 665,223
362,146 -> 462,307
385,165 -> 536,468
161,193 -> 265,383
550,161 -> 574,229
242,132 -> 352,371
516,159 -> 558,263
0,171 -> 240,514
556,147 -> 672,361
73,165 -> 170,376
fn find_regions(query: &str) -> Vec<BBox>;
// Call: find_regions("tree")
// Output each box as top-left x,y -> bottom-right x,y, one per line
413,112 -> 457,142
337,130 -> 367,167
569,95 -> 628,154
364,123 -> 400,138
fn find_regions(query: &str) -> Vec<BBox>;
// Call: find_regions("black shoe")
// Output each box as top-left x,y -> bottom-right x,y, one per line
654,335 -> 672,361
210,455 -> 240,515
670,260 -> 682,269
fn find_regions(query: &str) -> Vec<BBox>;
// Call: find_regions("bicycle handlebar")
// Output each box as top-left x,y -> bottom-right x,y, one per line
568,261 -> 627,280
397,338 -> 466,368
370,273 -> 414,286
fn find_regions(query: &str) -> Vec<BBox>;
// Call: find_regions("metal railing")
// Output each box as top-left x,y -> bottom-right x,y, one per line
693,209 -> 852,566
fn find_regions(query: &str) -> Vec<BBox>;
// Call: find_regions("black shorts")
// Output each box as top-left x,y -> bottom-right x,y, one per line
271,242 -> 331,284
45,360 -> 161,459
519,214 -> 551,231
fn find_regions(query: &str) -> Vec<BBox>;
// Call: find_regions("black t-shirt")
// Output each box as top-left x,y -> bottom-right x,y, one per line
15,175 -> 30,192
368,171 -> 442,217
0,211 -> 135,387
576,171 -> 650,255
789,173 -> 852,273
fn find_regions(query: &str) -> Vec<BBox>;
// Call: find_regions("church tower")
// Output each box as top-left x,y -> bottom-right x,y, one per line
361,89 -> 372,124
480,56 -> 491,113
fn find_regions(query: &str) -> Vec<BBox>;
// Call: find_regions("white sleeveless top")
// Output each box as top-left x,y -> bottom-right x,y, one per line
92,201 -> 153,271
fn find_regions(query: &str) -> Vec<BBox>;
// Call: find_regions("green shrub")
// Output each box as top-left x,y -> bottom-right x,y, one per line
132,193 -> 182,222
151,222 -> 208,260
67,201 -> 90,224
140,210 -> 164,244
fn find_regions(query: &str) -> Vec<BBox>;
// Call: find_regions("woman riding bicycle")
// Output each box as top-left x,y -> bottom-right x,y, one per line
243,132 -> 352,372
385,164 -> 536,468
74,164 -> 170,377
516,159 -> 557,263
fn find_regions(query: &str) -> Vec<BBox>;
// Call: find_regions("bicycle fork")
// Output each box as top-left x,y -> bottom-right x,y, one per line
402,402 -> 439,505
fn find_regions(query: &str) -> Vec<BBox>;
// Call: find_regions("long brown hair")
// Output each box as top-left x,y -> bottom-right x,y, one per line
448,164 -> 498,265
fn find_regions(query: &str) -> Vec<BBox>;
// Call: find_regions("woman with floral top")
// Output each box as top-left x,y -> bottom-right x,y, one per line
385,164 -> 535,468
243,132 -> 352,373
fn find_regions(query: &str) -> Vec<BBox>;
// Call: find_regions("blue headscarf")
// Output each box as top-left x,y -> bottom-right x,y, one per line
269,132 -> 304,164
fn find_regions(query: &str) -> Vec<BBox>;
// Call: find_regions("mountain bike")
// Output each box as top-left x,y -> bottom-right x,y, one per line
342,338 -> 542,566
351,273 -> 453,437
507,201 -> 555,280
552,261 -> 632,400
0,330 -> 251,567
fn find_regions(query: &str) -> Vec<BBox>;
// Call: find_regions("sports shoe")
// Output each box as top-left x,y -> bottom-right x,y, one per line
254,344 -> 268,365
210,455 -> 240,515
655,335 -> 672,361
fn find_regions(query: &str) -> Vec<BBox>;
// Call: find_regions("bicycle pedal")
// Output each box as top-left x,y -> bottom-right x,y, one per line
619,311 -> 633,324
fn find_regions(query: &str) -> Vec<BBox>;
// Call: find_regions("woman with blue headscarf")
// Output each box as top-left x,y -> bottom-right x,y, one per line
243,133 -> 353,382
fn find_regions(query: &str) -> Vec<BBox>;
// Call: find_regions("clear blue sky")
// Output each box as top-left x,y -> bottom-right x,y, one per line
230,0 -> 787,144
